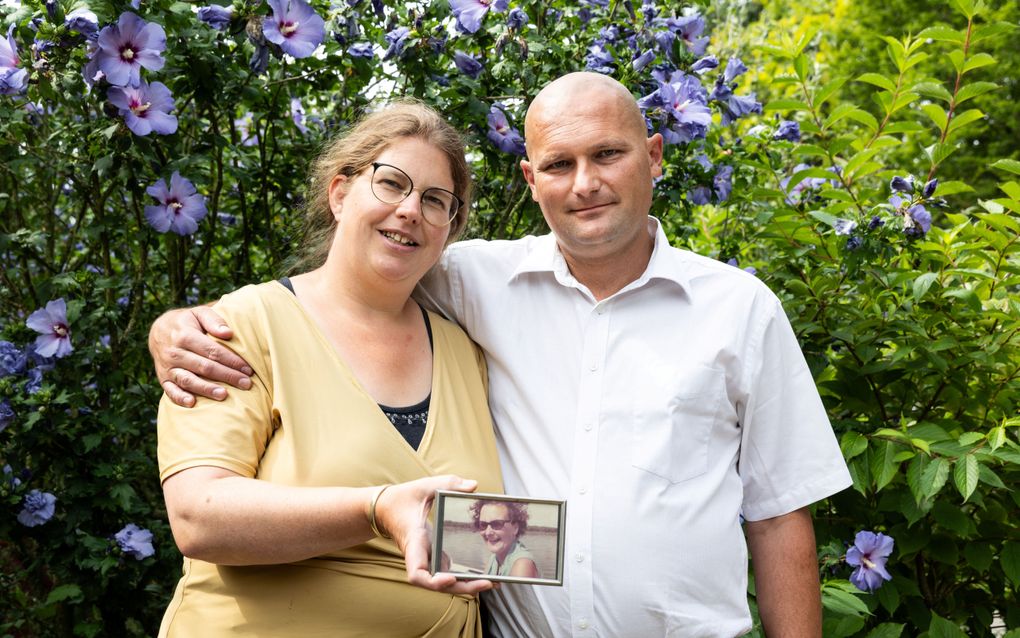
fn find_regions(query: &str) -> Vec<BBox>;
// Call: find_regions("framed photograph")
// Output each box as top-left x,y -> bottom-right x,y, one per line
430,491 -> 566,586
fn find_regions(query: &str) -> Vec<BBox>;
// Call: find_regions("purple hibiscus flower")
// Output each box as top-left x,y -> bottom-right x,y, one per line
584,43 -> 613,74
383,26 -> 410,60
197,5 -> 234,30
632,49 -> 656,72
889,194 -> 932,237
290,97 -> 308,133
116,523 -> 155,559
108,80 -> 177,136
486,104 -> 526,155
781,163 -> 828,205
0,341 -> 28,377
713,165 -> 734,202
26,299 -> 73,359
18,489 -> 57,527
95,12 -> 166,87
690,54 -> 718,74
453,50 -> 483,78
846,531 -> 894,592
347,41 -> 374,58
1,25 -> 29,95
449,0 -> 508,34
0,399 -> 13,432
507,8 -> 528,30
726,257 -> 757,275
64,8 -> 100,41
688,186 -> 712,205
773,120 -> 800,142
145,172 -> 208,236
264,0 -> 325,59
890,175 -> 914,194
639,72 -> 712,144
667,14 -> 709,56
235,112 -> 258,146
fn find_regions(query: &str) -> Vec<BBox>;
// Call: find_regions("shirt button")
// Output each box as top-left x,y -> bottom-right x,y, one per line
578,620 -> 590,629
583,422 -> 592,431
579,486 -> 587,494
575,553 -> 584,563
589,362 -> 598,371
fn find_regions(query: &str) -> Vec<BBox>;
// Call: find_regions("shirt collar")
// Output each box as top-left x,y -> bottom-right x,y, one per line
508,217 -> 693,299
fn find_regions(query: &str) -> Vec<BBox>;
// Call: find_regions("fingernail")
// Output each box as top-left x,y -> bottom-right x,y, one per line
218,324 -> 229,331
212,388 -> 226,399
239,377 -> 252,390
241,366 -> 254,376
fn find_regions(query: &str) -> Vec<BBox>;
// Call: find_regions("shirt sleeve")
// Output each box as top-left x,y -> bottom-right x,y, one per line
737,295 -> 852,521
157,288 -> 277,482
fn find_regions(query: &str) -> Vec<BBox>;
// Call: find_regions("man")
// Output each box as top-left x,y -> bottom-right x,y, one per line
150,72 -> 851,637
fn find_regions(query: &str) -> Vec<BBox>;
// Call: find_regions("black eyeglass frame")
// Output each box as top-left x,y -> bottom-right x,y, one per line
369,162 -> 463,227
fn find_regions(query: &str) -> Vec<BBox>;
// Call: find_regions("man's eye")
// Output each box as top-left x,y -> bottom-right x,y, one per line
543,160 -> 569,171
597,149 -> 621,159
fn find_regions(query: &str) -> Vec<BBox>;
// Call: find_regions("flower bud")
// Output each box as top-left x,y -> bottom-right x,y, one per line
922,178 -> 937,199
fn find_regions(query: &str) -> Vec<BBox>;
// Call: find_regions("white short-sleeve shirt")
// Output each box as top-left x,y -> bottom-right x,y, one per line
418,218 -> 851,637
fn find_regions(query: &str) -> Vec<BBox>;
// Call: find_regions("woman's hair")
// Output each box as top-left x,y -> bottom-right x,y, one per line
470,499 -> 529,538
287,100 -> 472,274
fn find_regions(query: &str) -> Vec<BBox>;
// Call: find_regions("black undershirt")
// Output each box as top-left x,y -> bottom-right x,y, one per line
278,277 -> 431,450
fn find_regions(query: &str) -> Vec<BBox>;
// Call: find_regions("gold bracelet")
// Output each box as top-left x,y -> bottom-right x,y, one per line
368,484 -> 393,539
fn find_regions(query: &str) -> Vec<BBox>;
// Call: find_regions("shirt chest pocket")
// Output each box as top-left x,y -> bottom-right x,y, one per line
629,364 -> 727,484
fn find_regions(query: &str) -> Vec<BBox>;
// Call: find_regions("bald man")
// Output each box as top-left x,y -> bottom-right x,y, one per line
150,73 -> 851,637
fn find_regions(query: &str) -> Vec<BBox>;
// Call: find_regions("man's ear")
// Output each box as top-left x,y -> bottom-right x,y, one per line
520,159 -> 538,202
647,133 -> 664,180
327,174 -> 348,221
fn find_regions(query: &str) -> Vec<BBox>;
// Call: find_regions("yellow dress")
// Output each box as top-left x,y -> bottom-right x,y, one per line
156,282 -> 504,637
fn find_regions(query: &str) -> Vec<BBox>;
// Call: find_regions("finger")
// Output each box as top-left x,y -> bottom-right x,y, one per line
193,306 -> 234,340
169,345 -> 252,389
408,568 -> 494,594
170,368 -> 229,401
161,380 -> 196,408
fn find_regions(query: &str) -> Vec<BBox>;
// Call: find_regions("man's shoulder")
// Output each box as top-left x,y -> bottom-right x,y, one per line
662,245 -> 777,299
442,234 -> 550,275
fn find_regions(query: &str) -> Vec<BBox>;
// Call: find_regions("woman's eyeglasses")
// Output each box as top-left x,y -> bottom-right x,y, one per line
369,162 -> 462,227
475,519 -> 511,531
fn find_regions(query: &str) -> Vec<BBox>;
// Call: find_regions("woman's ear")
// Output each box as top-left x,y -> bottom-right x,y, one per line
327,174 -> 348,221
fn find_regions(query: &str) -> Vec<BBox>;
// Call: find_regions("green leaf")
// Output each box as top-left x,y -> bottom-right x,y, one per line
957,432 -> 984,446
964,543 -> 994,573
948,109 -> 986,135
928,612 -> 967,638
913,272 -> 938,302
890,91 -> 919,114
934,180 -> 974,196
942,288 -> 982,313
821,587 -> 871,617
1002,542 -> 1020,588
913,82 -> 953,103
865,623 -> 904,638
856,73 -> 897,93
44,584 -> 83,606
841,431 -> 869,460
962,53 -> 996,73
823,103 -> 859,129
917,26 -> 965,43
955,81 -> 998,105
990,159 -> 1020,175
925,142 -> 959,166
920,458 -> 950,498
871,440 -> 900,491
921,104 -> 947,131
813,76 -> 849,109
953,455 -> 979,501
989,426 -> 1006,450
971,21 -> 1017,44
793,53 -> 810,81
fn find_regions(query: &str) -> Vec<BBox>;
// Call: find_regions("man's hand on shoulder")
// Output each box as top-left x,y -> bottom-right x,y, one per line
148,305 -> 254,407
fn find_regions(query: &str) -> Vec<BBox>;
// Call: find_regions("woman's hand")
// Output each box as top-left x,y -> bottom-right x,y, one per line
375,475 -> 497,595
148,306 -> 254,406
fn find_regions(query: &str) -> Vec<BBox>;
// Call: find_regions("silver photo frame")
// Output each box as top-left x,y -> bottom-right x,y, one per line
430,491 -> 566,586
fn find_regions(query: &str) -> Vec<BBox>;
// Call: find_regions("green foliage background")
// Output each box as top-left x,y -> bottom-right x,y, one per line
1,0 -> 1018,636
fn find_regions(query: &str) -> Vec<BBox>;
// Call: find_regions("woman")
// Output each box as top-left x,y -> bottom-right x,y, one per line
156,102 -> 503,637
470,500 -> 539,578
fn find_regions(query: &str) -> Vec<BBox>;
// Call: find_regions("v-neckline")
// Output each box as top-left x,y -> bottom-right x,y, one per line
269,281 -> 441,462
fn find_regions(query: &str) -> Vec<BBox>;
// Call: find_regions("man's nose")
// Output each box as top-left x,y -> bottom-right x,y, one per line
572,161 -> 602,195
